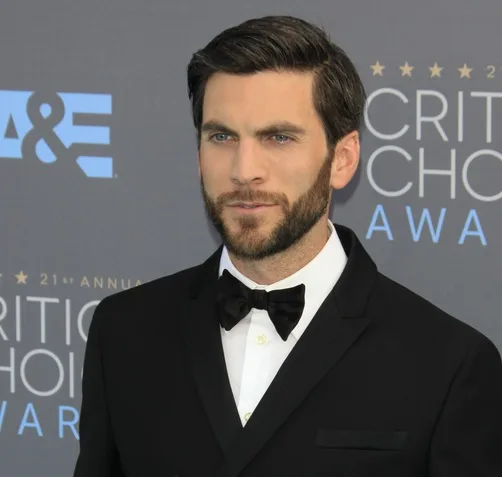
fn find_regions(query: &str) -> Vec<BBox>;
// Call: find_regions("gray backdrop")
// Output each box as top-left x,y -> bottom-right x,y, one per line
0,0 -> 501,475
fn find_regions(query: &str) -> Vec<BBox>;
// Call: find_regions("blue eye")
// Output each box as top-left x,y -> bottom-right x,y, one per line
210,133 -> 230,142
273,135 -> 290,143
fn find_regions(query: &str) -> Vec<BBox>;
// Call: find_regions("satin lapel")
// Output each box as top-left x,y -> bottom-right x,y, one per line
181,247 -> 243,456
215,225 -> 378,477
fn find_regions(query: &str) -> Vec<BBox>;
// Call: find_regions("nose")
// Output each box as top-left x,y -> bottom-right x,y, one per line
231,141 -> 268,185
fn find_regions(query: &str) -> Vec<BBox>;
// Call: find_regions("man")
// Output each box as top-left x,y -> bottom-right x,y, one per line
73,15 -> 502,477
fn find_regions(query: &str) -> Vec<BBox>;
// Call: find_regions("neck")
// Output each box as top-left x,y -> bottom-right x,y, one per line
228,215 -> 331,285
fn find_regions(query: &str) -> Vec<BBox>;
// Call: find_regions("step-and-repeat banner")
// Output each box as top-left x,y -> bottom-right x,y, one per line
1,1 -> 501,475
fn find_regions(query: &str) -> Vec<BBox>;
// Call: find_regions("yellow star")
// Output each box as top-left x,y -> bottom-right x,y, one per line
370,61 -> 385,76
15,271 -> 28,284
429,62 -> 443,78
458,63 -> 473,79
399,62 -> 414,77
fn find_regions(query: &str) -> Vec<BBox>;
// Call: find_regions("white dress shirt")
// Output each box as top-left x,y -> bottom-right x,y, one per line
218,220 -> 347,426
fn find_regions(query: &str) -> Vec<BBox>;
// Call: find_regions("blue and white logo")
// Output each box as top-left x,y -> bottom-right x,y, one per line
0,90 -> 113,178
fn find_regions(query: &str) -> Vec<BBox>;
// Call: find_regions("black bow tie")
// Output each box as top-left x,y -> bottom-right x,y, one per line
215,269 -> 306,341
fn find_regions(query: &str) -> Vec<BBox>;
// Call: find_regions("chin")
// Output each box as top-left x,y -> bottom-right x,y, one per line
225,225 -> 269,250
226,239 -> 271,260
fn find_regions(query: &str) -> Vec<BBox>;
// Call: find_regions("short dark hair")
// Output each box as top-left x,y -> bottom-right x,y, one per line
186,15 -> 366,149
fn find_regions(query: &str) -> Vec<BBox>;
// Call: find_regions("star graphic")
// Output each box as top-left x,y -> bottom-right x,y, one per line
370,61 -> 385,76
429,62 -> 443,78
15,271 -> 28,284
399,62 -> 414,77
458,63 -> 473,79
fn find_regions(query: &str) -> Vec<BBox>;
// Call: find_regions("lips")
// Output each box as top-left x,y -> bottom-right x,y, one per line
227,202 -> 275,213
230,203 -> 271,208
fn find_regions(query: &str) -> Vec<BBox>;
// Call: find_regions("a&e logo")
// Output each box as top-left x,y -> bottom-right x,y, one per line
0,90 -> 113,178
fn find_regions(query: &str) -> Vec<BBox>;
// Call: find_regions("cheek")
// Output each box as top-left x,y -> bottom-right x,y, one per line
199,158 -> 227,193
280,165 -> 313,193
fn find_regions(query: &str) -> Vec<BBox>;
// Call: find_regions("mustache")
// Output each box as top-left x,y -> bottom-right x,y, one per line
214,189 -> 289,209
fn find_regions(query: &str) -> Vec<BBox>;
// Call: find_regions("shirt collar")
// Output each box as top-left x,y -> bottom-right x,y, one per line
218,220 -> 347,340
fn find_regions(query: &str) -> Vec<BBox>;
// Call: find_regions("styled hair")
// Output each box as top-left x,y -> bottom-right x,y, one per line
186,15 -> 366,149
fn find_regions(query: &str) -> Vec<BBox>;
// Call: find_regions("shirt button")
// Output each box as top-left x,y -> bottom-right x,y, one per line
244,412 -> 252,422
256,333 -> 267,345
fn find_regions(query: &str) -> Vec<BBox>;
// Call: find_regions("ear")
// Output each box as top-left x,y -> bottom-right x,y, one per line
330,130 -> 360,190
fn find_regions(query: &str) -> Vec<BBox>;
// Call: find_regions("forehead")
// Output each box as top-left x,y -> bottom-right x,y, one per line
202,70 -> 318,125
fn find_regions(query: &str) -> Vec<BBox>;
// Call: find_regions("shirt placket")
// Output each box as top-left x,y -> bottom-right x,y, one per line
237,308 -> 276,425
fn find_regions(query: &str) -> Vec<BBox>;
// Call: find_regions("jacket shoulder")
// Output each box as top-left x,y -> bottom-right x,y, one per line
372,272 -> 496,352
108,261 -> 202,302
88,260 -> 208,330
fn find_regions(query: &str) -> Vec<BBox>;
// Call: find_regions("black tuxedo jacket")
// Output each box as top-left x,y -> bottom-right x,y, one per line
73,224 -> 502,477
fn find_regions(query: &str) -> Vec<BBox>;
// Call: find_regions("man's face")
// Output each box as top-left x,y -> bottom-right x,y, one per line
198,70 -> 334,260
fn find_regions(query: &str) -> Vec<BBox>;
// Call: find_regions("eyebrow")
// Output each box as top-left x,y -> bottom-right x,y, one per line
200,120 -> 307,138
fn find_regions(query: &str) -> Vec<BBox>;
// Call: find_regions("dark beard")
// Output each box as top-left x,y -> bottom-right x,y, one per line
201,153 -> 333,260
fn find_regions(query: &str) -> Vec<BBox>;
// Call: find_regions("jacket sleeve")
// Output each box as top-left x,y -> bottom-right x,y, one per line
428,335 -> 502,476
73,299 -> 124,477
